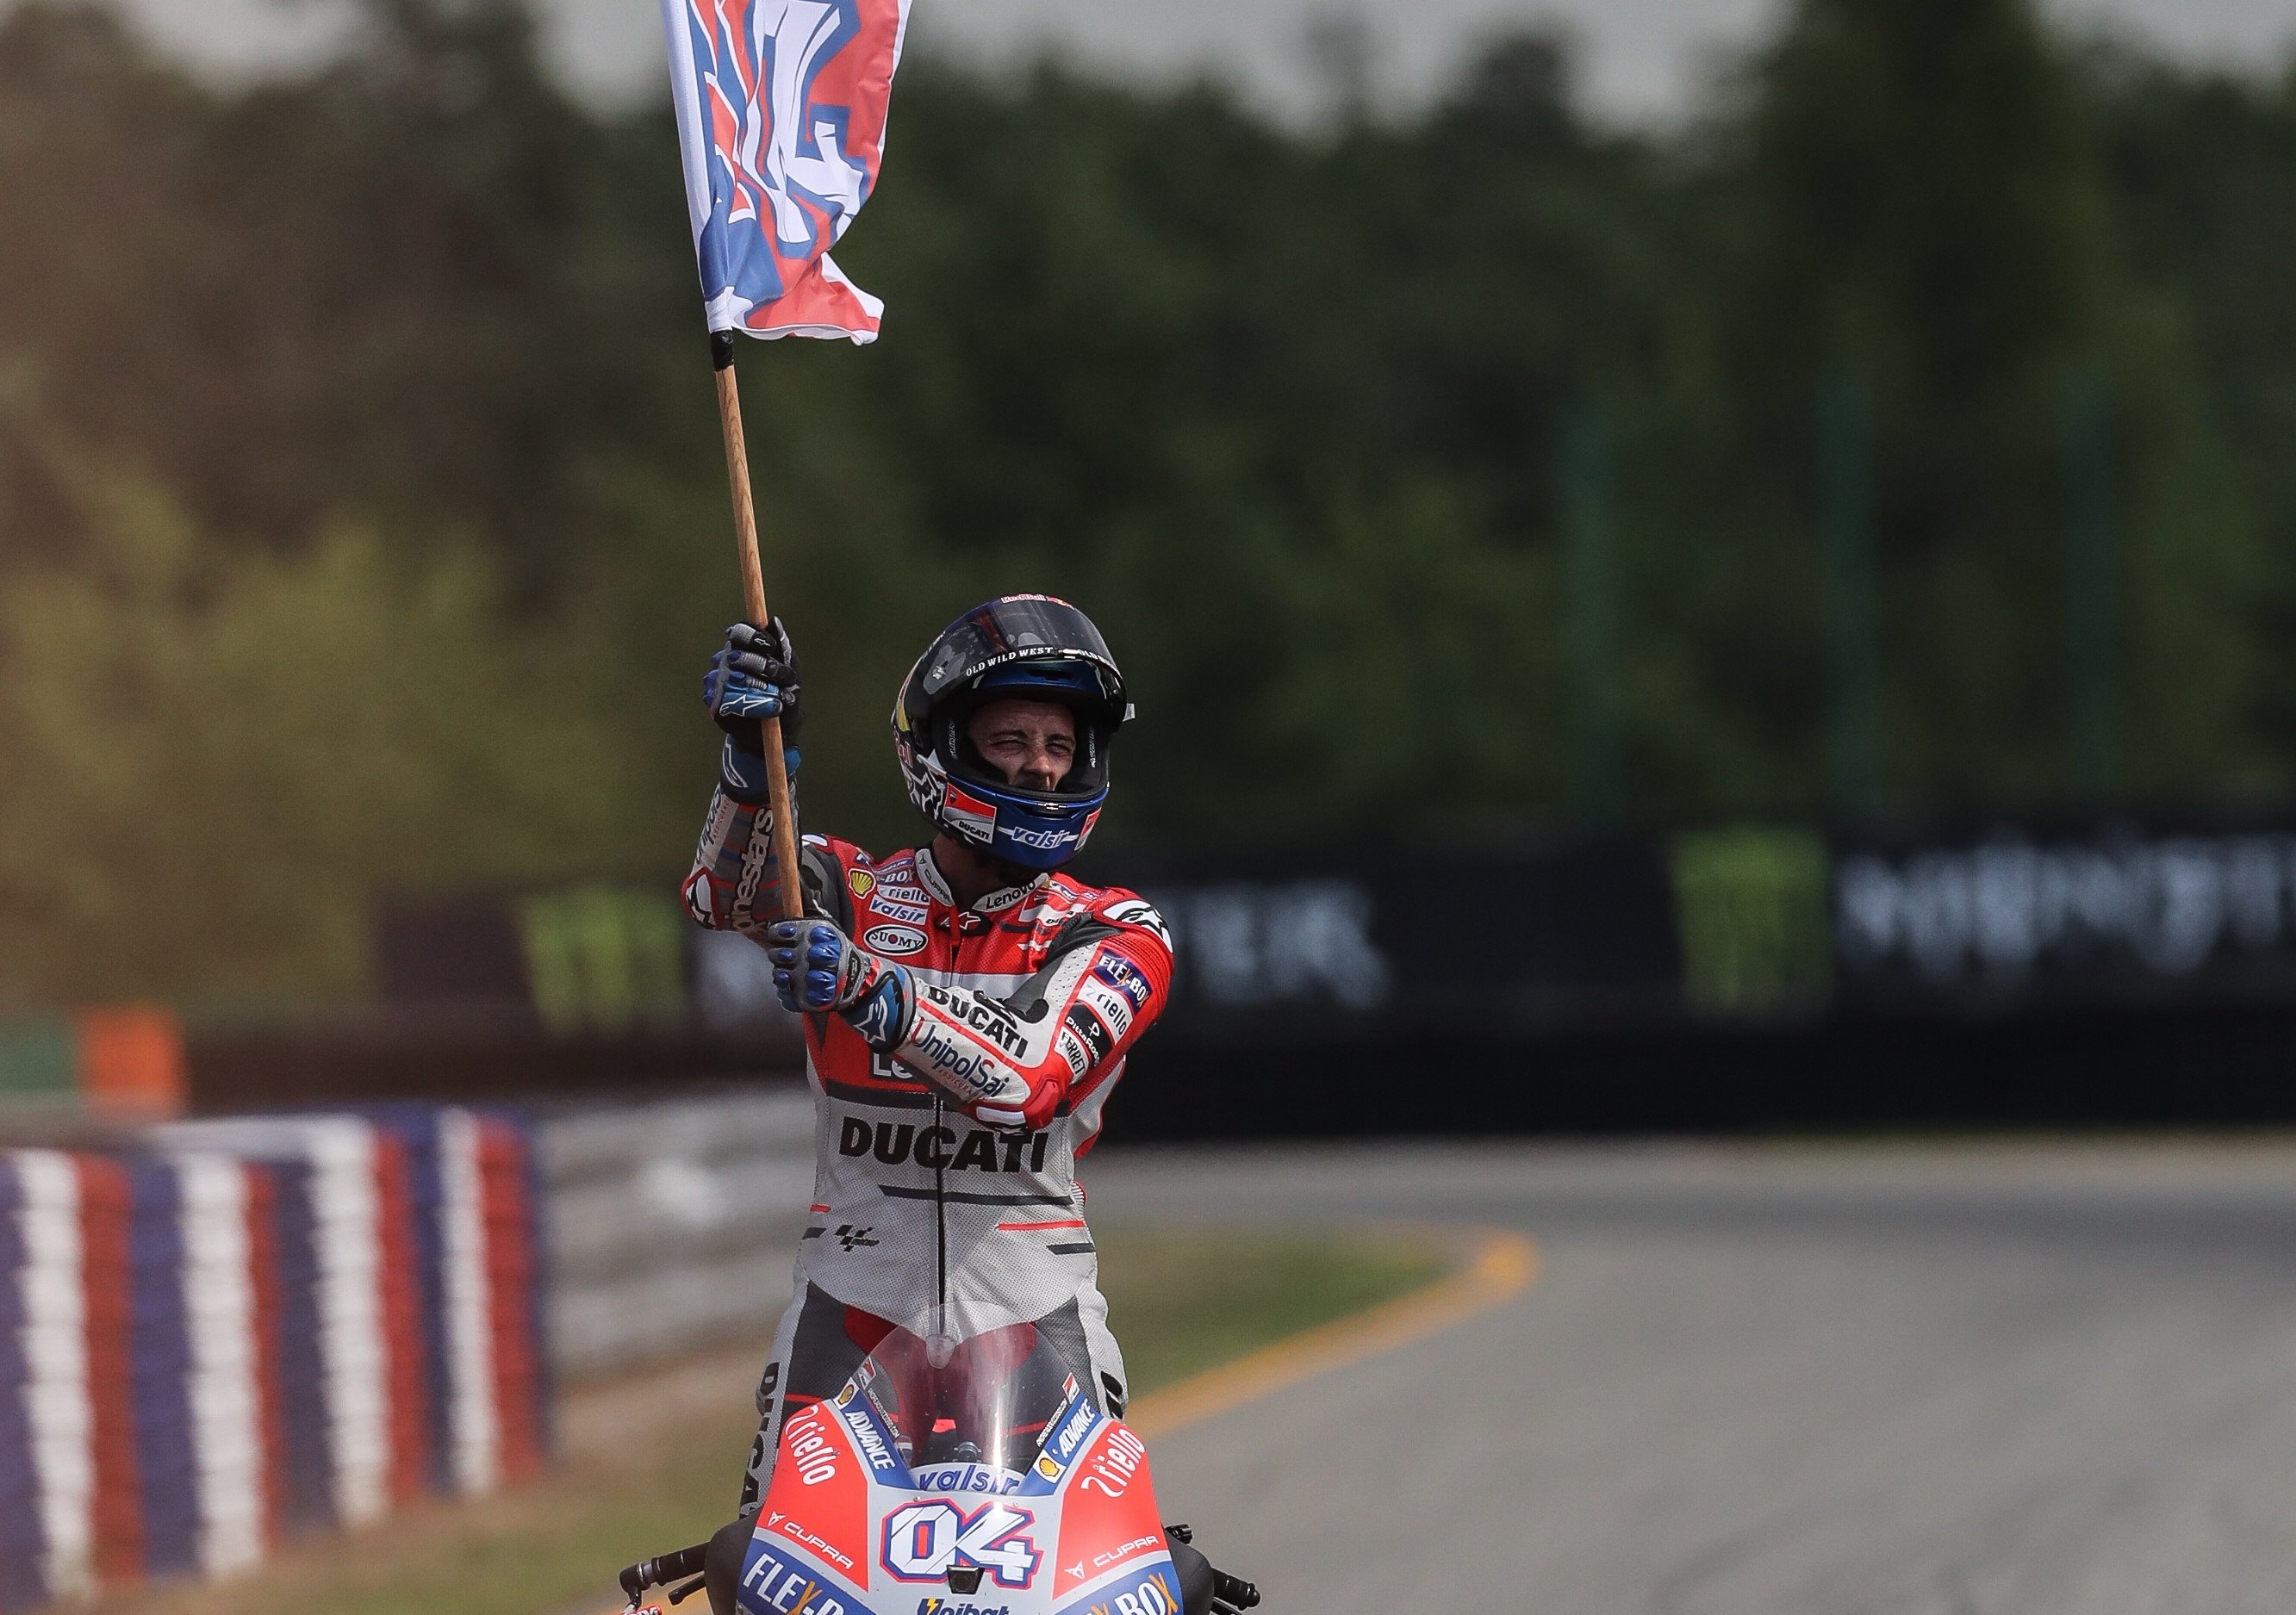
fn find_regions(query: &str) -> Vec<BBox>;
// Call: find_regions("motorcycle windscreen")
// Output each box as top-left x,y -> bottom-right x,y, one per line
851,1314 -> 1091,1494
746,1315 -> 1173,1615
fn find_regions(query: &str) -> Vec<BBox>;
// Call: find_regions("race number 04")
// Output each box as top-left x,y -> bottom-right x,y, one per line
880,1500 -> 1041,1588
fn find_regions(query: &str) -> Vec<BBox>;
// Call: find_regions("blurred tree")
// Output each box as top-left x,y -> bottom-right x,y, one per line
1740,0 -> 2113,804
0,431 -> 667,1008
0,0 -> 2293,1008
1704,0 -> 2271,807
2094,51 -> 2296,789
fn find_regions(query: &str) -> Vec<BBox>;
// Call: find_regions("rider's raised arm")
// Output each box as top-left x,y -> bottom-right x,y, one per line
682,778 -> 803,938
883,895 -> 1174,1130
681,620 -> 805,940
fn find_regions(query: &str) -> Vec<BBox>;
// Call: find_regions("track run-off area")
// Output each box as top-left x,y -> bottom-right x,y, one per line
1082,1140 -> 2296,1615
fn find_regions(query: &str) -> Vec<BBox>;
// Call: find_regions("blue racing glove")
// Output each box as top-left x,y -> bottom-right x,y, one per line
763,919 -> 912,1048
705,618 -> 802,805
706,618 -> 802,742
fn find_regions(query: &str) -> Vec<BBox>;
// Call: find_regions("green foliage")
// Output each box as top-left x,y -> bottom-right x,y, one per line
1,0 -> 2293,1007
0,438 -> 669,1008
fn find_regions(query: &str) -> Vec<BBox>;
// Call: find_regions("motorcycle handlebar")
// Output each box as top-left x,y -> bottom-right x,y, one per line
1212,1569 -> 1261,1610
619,1542 -> 712,1601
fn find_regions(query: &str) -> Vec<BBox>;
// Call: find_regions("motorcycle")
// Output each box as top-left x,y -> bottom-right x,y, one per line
616,1310 -> 1260,1615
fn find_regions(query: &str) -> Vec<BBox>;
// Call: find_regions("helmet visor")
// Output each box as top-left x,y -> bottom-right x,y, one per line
915,597 -> 1123,711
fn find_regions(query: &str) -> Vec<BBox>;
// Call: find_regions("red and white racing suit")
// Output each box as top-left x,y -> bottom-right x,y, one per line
682,784 -> 1173,1507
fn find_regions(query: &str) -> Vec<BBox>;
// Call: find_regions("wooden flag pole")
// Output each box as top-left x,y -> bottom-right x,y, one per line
712,331 -> 807,922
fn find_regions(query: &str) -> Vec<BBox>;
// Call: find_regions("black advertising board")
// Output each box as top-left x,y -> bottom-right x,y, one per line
1831,823 -> 2296,1009
365,816 -> 2296,1049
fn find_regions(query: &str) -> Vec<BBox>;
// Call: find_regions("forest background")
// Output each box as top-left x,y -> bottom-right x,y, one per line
3,0 -> 2295,1011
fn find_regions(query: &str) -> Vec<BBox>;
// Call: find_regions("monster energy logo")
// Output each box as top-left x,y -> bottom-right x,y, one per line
518,885 -> 688,1034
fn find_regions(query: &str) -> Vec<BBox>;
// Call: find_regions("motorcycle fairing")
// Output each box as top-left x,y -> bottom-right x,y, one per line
744,1394 -> 875,1608
1048,1423 -> 1170,1603
739,1537 -> 871,1615
746,1341 -> 1176,1615
1023,1377 -> 1104,1496
833,1376 -> 916,1488
1048,1560 -> 1185,1615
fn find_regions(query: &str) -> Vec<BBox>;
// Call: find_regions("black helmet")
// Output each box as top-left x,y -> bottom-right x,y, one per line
891,596 -> 1130,870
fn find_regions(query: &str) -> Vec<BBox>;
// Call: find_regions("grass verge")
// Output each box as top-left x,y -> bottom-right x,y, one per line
118,1223 -> 1443,1615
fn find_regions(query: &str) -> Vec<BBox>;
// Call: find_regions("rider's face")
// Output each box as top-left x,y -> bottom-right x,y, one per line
968,699 -> 1076,792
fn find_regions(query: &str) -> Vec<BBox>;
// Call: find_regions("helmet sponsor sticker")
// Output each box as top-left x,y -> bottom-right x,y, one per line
863,924 -> 928,955
943,780 -> 999,845
999,819 -> 1083,854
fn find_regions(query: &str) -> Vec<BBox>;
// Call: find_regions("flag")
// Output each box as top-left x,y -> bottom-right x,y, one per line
661,0 -> 913,342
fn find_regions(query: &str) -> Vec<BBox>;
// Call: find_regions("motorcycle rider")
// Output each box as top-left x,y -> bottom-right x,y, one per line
681,594 -> 1176,1520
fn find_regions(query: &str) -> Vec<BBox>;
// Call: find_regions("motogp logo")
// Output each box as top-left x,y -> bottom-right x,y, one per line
881,1500 -> 1041,1589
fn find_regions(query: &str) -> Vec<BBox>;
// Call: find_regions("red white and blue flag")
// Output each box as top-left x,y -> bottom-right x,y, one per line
660,0 -> 913,342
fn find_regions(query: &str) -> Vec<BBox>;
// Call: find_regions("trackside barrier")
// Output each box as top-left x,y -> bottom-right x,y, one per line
538,1090 -> 812,1380
0,1108 -> 546,1608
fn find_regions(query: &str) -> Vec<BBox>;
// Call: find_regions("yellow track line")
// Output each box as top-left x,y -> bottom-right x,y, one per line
1125,1225 -> 1540,1440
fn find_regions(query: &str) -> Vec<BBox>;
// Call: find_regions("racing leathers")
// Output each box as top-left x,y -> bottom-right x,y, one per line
681,778 -> 1173,1508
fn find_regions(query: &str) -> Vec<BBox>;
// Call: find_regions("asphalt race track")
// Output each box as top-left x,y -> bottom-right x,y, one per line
1079,1142 -> 2296,1615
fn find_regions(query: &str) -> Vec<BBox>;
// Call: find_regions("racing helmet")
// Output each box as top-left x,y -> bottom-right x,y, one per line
892,595 -> 1131,871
